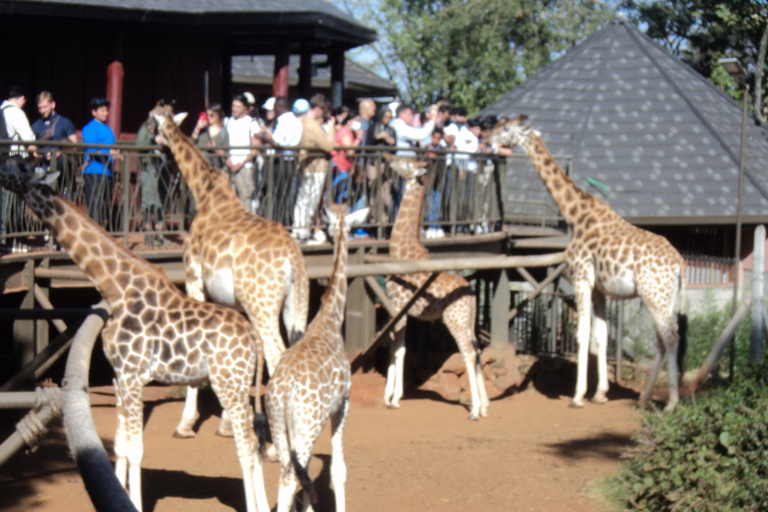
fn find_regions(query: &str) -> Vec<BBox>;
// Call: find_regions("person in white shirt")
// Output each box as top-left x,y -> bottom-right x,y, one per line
261,96 -> 303,149
225,93 -> 260,211
1,86 -> 36,243
1,86 -> 36,156
389,104 -> 436,157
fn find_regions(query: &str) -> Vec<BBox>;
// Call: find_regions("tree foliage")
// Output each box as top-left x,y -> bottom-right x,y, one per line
624,0 -> 768,120
354,0 -> 615,112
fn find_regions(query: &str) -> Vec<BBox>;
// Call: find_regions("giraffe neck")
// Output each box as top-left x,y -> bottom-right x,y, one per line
524,133 -> 607,227
314,220 -> 350,334
26,186 -> 162,305
163,122 -> 236,209
389,178 -> 428,260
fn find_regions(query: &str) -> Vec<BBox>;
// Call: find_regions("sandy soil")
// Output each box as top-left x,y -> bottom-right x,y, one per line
0,363 -> 643,512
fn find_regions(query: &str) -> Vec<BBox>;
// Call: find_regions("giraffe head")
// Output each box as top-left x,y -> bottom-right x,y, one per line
485,115 -> 538,151
152,105 -> 188,142
389,158 -> 427,182
0,156 -> 57,195
325,204 -> 370,239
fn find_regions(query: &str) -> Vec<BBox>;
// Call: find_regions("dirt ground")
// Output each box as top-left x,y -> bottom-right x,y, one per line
0,355 -> 645,512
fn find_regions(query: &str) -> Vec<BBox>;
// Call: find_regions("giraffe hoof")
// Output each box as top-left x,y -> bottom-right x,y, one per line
215,428 -> 234,438
172,429 -> 196,439
591,395 -> 608,405
386,403 -> 400,410
467,414 -> 479,421
569,400 -> 585,409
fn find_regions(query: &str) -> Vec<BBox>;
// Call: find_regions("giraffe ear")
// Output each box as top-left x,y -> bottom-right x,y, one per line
173,113 -> 188,126
345,207 -> 370,227
152,113 -> 166,127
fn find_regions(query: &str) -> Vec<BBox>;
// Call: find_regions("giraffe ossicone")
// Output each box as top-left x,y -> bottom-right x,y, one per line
0,157 -> 270,512
153,109 -> 310,439
385,158 -> 490,420
487,118 -> 686,411
266,203 -> 368,512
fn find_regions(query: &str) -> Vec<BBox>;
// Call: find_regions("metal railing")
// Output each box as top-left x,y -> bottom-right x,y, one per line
683,251 -> 735,287
0,140 -> 512,249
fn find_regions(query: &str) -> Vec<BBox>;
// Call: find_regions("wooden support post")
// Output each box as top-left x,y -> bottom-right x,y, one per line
34,284 -> 67,334
364,275 -> 396,317
751,225 -> 765,364
35,259 -> 51,354
509,263 -> 567,321
345,249 -> 376,358
515,266 -> 539,288
329,46 -> 344,108
297,50 -> 313,100
14,260 -> 36,377
273,46 -> 290,99
490,269 -> 510,347
691,299 -> 751,392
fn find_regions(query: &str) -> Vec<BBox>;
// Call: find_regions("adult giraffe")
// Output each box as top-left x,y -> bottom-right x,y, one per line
487,118 -> 686,410
154,110 -> 309,437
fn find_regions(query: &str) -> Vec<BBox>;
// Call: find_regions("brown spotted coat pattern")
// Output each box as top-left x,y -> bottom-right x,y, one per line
155,111 -> 309,438
0,159 -> 269,512
486,121 -> 685,410
384,159 -> 490,420
265,203 -> 354,512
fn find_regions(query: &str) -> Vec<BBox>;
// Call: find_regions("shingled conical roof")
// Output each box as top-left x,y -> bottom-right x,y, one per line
481,17 -> 768,225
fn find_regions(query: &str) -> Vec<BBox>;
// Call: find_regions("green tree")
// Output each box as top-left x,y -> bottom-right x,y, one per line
625,0 -> 768,121
339,0 -> 615,113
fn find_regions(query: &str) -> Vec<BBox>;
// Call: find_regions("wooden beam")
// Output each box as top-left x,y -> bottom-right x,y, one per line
509,263 -> 567,321
350,273 -> 439,372
364,275 -> 396,317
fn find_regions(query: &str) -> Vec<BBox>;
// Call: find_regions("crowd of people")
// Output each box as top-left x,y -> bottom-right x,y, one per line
0,85 -> 514,247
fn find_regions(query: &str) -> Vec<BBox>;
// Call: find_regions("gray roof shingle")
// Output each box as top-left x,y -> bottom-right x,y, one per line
481,18 -> 768,225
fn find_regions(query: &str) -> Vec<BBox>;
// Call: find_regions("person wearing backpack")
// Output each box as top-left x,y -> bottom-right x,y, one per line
1,86 -> 36,155
1,86 -> 36,243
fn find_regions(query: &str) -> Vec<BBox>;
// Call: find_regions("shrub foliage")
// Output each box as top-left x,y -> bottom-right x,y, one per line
610,358 -> 768,511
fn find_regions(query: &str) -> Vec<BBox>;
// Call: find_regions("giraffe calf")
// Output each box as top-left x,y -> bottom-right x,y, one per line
265,205 -> 368,512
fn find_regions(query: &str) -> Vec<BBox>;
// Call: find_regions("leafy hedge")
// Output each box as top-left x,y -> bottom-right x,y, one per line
609,358 -> 768,511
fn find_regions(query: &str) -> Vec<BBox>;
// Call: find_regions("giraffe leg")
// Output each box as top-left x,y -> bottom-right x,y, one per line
112,379 -> 129,489
445,302 -> 489,420
177,251 -> 206,438
591,292 -> 610,404
384,317 -> 407,409
213,382 -> 267,512
117,378 -> 146,512
173,385 -> 201,438
640,338 -> 665,408
330,400 -> 350,512
572,280 -> 594,408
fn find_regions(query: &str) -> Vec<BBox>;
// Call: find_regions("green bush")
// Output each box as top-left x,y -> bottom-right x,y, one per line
606,358 -> 768,511
685,302 -> 752,376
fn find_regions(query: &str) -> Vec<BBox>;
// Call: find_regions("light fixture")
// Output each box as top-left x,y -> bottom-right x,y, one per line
719,57 -> 746,82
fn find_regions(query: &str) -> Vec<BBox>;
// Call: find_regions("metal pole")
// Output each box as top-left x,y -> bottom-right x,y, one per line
751,225 -> 765,363
730,84 -> 749,378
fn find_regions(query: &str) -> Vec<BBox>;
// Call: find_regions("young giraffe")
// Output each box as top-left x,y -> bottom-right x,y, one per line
385,159 -> 490,420
153,110 -> 309,438
265,204 -> 369,512
486,118 -> 686,410
0,157 -> 270,512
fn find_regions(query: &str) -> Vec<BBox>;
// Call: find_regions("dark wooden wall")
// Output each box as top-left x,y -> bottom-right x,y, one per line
0,16 -> 225,137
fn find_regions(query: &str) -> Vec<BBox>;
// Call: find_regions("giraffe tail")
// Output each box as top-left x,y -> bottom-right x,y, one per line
286,386 -> 318,505
676,259 -> 688,376
288,251 -> 310,345
253,344 -> 267,456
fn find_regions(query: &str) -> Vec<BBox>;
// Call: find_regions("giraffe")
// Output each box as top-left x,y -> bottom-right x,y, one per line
0,157 -> 270,512
265,204 -> 369,512
385,159 -> 490,420
153,110 -> 310,438
486,118 -> 686,410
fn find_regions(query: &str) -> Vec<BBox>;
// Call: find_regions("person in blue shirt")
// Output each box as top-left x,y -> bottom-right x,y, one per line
82,97 -> 118,227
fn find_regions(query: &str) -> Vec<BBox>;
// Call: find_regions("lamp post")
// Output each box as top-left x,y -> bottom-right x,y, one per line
719,57 -> 749,377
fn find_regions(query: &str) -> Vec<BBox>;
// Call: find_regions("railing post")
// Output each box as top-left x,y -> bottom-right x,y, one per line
266,156 -> 275,221
345,248 -> 376,359
121,153 -> 130,245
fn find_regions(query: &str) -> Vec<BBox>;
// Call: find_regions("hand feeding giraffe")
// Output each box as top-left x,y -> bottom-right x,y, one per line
385,159 -> 490,420
0,157 -> 270,512
265,204 -> 369,512
153,109 -> 309,438
486,117 -> 686,410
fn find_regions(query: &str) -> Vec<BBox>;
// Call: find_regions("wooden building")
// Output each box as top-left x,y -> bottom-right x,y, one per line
0,0 -> 377,136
